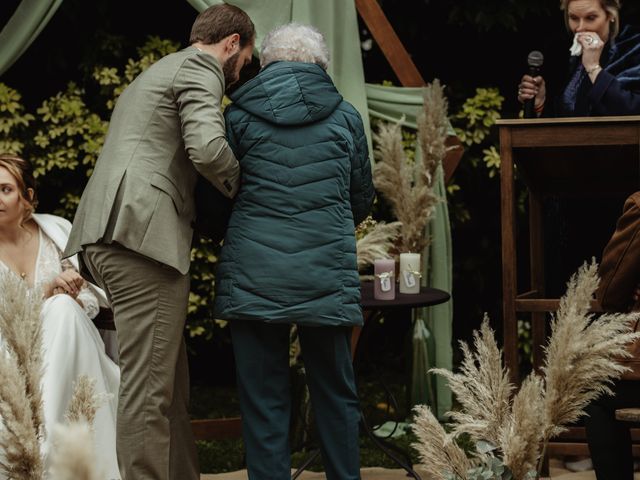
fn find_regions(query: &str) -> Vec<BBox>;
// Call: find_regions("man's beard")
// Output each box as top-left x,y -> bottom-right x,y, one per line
223,51 -> 241,89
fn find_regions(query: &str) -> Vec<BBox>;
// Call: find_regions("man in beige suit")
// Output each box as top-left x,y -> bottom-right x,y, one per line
64,4 -> 255,479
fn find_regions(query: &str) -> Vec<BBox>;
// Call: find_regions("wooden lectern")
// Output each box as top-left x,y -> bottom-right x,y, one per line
498,115 -> 640,456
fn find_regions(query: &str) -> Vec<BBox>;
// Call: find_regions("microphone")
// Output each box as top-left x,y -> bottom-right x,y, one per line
523,50 -> 544,118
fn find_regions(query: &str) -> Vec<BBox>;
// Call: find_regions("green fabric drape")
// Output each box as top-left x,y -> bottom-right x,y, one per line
0,0 -> 64,77
366,83 -> 457,136
420,165 -> 453,417
187,0 -> 452,417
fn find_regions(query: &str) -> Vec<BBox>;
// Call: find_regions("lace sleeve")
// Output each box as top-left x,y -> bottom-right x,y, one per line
60,257 -> 100,320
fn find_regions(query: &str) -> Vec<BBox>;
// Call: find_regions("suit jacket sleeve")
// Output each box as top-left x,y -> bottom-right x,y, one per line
173,52 -> 240,198
589,71 -> 640,115
596,192 -> 640,311
347,108 -> 375,226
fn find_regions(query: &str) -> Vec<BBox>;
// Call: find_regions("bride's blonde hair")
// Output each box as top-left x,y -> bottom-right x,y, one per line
0,154 -> 38,226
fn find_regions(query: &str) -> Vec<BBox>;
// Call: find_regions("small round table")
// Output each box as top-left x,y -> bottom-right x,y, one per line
352,281 -> 451,358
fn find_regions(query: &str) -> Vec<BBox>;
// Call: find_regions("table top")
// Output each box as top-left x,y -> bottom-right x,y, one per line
360,280 -> 450,309
496,115 -> 640,126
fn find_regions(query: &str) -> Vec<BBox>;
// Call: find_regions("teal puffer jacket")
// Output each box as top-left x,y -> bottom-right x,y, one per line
213,61 -> 374,326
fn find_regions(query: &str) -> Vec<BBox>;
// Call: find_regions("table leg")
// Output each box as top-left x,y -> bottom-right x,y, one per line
353,307 -> 422,479
360,412 -> 422,479
291,450 -> 321,479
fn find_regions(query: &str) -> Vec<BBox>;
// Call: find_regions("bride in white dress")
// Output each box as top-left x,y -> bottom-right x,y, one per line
0,154 -> 120,479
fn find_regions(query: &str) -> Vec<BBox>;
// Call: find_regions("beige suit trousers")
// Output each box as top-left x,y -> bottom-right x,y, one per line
83,243 -> 199,480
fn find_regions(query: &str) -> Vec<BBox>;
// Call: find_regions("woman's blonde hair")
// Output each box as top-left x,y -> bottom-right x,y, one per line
0,154 -> 38,225
560,0 -> 622,40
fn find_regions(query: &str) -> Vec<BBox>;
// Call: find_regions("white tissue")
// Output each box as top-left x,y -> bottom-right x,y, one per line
570,33 -> 582,56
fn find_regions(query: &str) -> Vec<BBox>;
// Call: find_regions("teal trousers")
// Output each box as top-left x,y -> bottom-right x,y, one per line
230,320 -> 361,480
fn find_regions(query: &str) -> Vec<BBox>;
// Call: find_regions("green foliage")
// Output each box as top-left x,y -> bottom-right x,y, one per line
93,36 -> 181,110
452,457 -> 514,480
0,84 -> 34,154
32,83 -> 108,177
186,237 -> 228,339
443,442 -> 537,480
453,88 -> 503,149
482,146 -> 501,178
446,87 -> 504,224
517,319 -> 534,374
196,439 -> 245,473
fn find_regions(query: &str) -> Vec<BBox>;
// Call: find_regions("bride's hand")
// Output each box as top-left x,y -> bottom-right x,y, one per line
48,270 -> 85,299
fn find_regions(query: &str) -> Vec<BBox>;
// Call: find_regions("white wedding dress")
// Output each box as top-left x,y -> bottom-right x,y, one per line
0,217 -> 120,480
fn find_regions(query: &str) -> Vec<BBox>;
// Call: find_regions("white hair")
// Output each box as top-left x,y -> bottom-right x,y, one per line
260,23 -> 330,70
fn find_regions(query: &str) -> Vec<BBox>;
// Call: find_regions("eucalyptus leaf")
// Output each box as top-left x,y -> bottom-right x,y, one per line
476,440 -> 497,454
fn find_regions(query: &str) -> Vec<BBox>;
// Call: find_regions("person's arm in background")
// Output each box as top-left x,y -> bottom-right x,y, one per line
174,52 -> 240,198
346,107 -> 375,226
588,73 -> 640,115
579,30 -> 640,115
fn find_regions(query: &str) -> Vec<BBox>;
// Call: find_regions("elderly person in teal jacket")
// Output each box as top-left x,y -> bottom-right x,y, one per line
214,22 -> 374,480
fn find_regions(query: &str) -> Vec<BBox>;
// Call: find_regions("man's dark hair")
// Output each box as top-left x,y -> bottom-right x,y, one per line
189,3 -> 255,48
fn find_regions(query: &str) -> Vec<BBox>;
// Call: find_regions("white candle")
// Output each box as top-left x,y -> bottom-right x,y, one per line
399,253 -> 421,294
374,258 -> 396,300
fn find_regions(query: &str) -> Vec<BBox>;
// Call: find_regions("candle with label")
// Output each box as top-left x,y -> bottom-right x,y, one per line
373,258 -> 396,300
399,253 -> 421,294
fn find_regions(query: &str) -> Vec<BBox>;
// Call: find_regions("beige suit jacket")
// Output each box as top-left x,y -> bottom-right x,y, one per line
65,46 -> 239,274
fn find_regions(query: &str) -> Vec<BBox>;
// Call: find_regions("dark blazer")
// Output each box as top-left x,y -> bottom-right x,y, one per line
556,25 -> 640,116
596,191 -> 640,380
588,70 -> 640,115
597,191 -> 640,312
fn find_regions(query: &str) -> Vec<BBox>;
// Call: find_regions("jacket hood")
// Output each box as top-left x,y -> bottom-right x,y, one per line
228,61 -> 343,126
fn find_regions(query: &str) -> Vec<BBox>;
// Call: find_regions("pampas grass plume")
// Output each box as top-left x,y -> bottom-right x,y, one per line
499,374 -> 545,478
431,316 -> 513,447
0,272 -> 44,479
411,260 -> 640,479
412,404 -> 472,480
542,260 -> 640,440
373,80 -> 449,254
65,375 -> 108,431
48,422 -> 100,480
356,220 -> 402,269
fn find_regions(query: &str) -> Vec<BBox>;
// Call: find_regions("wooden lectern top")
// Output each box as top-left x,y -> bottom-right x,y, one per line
497,115 -> 640,125
498,116 -> 640,196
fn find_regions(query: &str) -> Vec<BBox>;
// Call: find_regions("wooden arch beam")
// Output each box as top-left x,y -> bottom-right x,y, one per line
354,0 -> 425,87
355,0 -> 463,182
